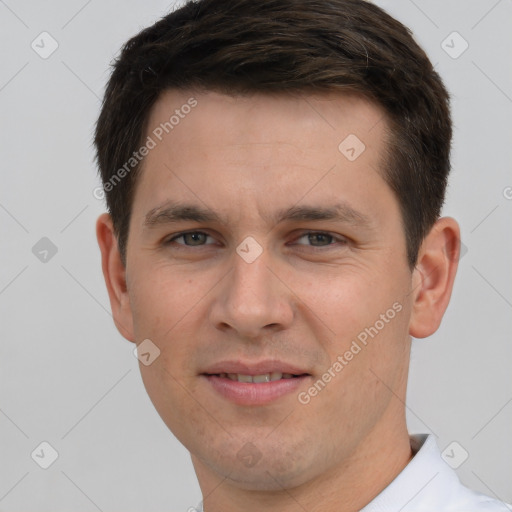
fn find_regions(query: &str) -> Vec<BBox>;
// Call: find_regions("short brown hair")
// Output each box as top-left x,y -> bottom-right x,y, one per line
94,0 -> 451,269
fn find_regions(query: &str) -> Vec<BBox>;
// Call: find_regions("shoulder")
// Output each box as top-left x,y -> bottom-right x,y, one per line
449,484 -> 511,512
409,435 -> 511,512
362,434 -> 511,512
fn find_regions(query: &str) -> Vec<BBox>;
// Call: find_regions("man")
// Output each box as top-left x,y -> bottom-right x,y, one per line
94,0 -> 510,510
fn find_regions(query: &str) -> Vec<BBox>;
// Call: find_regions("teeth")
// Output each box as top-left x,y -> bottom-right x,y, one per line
222,372 -> 290,382
252,374 -> 270,383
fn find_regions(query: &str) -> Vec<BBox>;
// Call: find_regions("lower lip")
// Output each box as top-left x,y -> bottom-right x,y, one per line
202,374 -> 310,406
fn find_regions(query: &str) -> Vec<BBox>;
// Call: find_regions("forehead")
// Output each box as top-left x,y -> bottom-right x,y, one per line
148,88 -> 386,150
133,88 -> 396,229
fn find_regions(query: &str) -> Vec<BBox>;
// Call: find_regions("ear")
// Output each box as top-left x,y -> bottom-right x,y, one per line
96,213 -> 135,342
409,217 -> 460,339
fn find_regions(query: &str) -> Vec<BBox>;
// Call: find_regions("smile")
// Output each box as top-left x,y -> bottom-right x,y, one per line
199,372 -> 312,406
212,372 -> 302,383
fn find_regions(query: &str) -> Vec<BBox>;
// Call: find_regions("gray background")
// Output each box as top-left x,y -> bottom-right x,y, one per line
0,0 -> 511,510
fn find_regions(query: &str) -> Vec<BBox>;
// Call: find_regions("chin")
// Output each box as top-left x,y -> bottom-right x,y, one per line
219,463 -> 315,492
195,437 -> 320,491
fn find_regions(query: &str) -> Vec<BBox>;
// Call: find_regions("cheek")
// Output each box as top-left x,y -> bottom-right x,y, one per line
303,269 -> 411,408
138,357 -> 199,446
298,266 -> 398,346
128,264 -> 201,338
306,313 -> 410,439
129,266 -> 213,395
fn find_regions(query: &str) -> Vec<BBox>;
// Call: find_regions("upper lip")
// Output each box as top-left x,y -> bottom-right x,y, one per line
201,360 -> 311,376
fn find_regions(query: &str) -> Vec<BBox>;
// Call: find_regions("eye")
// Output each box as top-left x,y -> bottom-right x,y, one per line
165,231 -> 215,247
163,230 -> 347,250
293,231 -> 347,248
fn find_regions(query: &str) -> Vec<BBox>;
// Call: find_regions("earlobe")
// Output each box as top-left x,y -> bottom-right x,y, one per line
96,213 -> 135,342
408,217 -> 461,339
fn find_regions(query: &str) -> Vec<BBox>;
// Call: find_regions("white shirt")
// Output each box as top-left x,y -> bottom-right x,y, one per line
360,434 -> 510,511
192,434 -> 510,511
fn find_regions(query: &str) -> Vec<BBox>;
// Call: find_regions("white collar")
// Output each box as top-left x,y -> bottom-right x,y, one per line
361,434 -> 508,511
361,433 -> 455,511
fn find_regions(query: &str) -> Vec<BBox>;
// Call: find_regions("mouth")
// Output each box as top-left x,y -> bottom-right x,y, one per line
206,371 -> 308,383
200,362 -> 312,405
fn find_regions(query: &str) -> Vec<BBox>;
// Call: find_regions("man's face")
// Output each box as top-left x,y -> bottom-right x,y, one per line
123,90 -> 415,489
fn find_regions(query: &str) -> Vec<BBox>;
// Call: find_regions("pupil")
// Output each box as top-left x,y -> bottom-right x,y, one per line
311,233 -> 331,246
186,233 -> 205,245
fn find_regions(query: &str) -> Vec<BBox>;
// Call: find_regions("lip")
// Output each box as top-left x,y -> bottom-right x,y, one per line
200,360 -> 312,406
201,359 -> 310,376
202,374 -> 311,406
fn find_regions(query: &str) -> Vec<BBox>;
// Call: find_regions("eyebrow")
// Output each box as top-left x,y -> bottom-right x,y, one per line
143,200 -> 374,230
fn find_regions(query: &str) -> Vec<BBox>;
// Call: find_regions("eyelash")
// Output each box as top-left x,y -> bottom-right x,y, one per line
164,230 -> 348,249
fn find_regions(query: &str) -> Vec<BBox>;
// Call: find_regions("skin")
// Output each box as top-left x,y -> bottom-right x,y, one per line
97,89 -> 460,512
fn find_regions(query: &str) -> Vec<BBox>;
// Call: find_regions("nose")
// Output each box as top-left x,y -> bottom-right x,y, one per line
209,247 -> 294,339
